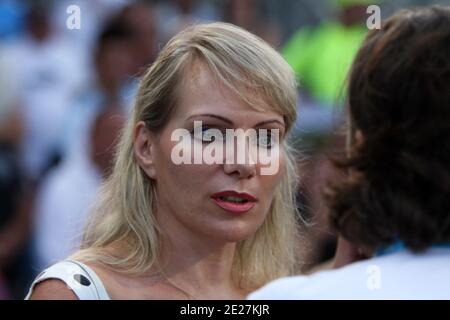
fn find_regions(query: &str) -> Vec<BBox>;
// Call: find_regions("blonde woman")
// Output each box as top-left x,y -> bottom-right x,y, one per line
26,22 -> 300,300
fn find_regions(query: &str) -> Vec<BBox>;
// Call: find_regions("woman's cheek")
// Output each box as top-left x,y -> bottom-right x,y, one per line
264,147 -> 286,183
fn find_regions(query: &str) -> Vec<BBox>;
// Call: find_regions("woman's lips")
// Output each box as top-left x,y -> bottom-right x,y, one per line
211,191 -> 257,214
211,197 -> 256,213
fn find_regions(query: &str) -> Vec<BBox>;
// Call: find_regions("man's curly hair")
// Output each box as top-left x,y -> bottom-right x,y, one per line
327,6 -> 450,252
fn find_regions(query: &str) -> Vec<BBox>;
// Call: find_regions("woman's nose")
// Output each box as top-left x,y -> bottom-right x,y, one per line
223,161 -> 257,179
223,144 -> 257,179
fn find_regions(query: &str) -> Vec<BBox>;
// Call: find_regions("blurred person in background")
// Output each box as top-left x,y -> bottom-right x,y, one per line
107,1 -> 160,116
6,1 -> 88,182
283,0 -> 373,110
118,1 -> 158,73
250,5 -> 450,299
295,134 -> 346,273
50,0 -> 129,54
59,13 -> 140,162
223,0 -> 282,48
0,49 -> 35,299
0,0 -> 27,41
32,6 -> 149,270
86,16 -> 137,105
157,0 -> 219,42
33,104 -> 125,270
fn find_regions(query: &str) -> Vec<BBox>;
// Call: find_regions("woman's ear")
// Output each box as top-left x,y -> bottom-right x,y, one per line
134,121 -> 157,179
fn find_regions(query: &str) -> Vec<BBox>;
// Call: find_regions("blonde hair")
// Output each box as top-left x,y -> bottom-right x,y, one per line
70,22 -> 300,290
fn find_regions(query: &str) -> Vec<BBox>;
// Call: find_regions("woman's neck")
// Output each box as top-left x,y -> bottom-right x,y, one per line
149,203 -> 246,299
154,232 -> 241,299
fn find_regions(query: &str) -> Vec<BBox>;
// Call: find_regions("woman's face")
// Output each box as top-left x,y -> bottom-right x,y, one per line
136,64 -> 287,243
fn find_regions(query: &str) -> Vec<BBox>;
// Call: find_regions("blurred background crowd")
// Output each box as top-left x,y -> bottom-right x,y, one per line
0,0 -> 446,299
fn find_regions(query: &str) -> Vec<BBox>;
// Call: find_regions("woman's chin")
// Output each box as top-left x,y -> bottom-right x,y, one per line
207,222 -> 261,243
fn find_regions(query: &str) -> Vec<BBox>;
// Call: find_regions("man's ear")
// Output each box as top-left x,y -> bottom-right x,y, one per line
355,130 -> 364,146
134,121 -> 157,179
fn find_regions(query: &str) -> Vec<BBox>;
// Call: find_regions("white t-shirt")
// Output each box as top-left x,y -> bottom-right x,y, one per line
248,248 -> 450,300
6,35 -> 88,179
32,95 -> 104,268
33,155 -> 102,270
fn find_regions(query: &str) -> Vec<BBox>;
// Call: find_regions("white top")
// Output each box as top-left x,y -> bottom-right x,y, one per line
33,151 -> 102,269
33,94 -> 104,269
25,260 -> 110,300
5,34 -> 88,179
248,248 -> 450,300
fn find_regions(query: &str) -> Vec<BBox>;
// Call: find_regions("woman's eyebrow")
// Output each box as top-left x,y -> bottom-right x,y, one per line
255,119 -> 285,127
187,113 -> 233,125
187,113 -> 285,127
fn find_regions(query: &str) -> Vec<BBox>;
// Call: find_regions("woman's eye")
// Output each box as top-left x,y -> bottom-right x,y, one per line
257,130 -> 278,148
201,128 -> 215,142
192,126 -> 222,143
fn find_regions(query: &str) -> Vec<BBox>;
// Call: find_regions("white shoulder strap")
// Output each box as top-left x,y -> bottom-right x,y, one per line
25,260 -> 111,300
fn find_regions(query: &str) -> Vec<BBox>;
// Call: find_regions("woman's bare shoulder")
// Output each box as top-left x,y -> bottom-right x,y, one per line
80,261 -> 178,299
29,279 -> 79,300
